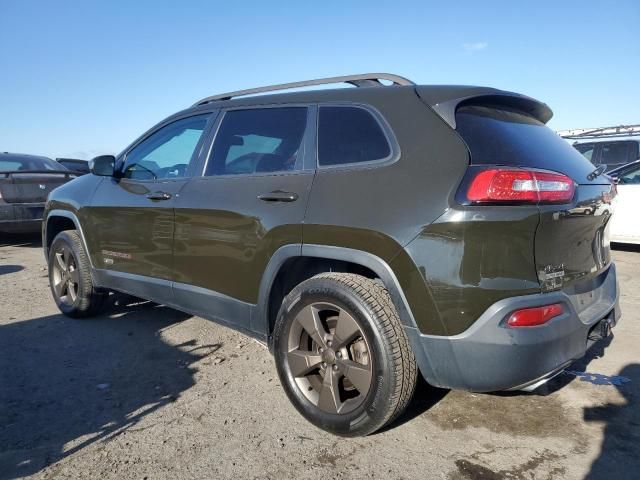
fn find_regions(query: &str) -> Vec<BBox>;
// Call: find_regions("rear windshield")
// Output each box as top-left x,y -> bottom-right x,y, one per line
455,105 -> 600,184
0,155 -> 63,172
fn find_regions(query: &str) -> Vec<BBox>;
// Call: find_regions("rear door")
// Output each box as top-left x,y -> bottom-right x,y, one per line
85,114 -> 215,293
172,106 -> 315,333
455,105 -> 616,295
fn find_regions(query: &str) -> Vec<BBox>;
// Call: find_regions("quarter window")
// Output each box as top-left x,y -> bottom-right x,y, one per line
123,115 -> 209,180
205,108 -> 307,176
318,106 -> 391,166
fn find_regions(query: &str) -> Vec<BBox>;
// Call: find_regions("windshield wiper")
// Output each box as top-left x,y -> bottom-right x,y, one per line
587,164 -> 607,181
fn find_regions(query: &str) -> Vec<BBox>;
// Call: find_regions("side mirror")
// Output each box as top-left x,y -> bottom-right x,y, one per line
89,155 -> 116,177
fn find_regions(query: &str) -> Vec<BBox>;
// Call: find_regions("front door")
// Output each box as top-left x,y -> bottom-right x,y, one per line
172,106 -> 316,332
85,113 -> 215,298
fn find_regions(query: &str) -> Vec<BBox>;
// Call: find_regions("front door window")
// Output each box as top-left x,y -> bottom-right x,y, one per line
123,115 -> 210,180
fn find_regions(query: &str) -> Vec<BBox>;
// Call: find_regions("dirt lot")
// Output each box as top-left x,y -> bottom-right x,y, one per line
0,234 -> 638,480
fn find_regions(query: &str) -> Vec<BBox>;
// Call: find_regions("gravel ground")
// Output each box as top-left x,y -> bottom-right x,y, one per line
0,234 -> 638,480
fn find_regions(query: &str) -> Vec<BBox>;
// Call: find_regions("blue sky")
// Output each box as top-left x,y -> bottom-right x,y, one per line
0,1 -> 638,159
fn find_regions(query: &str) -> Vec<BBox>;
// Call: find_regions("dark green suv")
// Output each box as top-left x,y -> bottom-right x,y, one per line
43,73 -> 620,436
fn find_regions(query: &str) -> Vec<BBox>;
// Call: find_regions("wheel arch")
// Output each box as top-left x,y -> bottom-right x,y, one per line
257,244 -> 420,349
44,210 -> 93,269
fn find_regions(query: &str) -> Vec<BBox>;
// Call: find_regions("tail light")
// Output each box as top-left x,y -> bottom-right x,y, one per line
465,168 -> 575,204
507,303 -> 564,327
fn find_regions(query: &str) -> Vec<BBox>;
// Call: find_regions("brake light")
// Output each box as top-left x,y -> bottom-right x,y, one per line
507,303 -> 564,327
466,169 -> 575,204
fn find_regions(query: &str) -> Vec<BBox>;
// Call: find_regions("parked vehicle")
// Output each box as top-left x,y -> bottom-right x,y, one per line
573,139 -> 640,172
608,160 -> 640,244
42,74 -> 620,436
1,152 -> 77,233
56,158 -> 90,175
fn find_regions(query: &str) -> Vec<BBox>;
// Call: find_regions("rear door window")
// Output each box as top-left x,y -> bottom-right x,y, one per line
455,105 -> 603,184
205,107 -> 308,176
318,106 -> 391,167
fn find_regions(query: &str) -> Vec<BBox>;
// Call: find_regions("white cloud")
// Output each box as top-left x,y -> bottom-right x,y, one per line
463,42 -> 488,53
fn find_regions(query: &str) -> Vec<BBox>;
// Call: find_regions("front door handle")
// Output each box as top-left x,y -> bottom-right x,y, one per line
257,191 -> 298,202
146,191 -> 172,201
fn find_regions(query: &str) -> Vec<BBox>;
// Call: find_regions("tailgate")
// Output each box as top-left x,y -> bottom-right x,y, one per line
536,183 -> 614,293
0,177 -> 20,203
1,172 -> 74,203
452,100 -> 617,299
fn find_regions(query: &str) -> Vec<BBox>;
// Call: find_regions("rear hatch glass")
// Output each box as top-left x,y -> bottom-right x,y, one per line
456,105 -> 605,185
1,156 -> 72,203
455,104 -> 614,297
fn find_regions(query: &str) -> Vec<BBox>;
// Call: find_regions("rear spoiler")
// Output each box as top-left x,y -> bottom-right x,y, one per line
416,86 -> 553,129
1,170 -> 79,178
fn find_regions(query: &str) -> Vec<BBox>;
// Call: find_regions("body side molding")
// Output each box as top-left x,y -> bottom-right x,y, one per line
93,269 -> 264,340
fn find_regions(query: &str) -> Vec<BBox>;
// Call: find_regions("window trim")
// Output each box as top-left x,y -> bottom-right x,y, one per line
200,104 -> 316,178
316,103 -> 400,171
118,112 -> 215,183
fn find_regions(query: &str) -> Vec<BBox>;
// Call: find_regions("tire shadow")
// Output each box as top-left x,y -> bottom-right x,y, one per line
0,232 -> 42,248
611,242 -> 640,253
375,375 -> 449,434
0,296 -> 221,480
0,265 -> 24,276
584,363 -> 640,479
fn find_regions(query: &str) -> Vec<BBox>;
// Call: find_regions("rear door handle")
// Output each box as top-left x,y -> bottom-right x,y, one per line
257,191 -> 298,202
146,191 -> 172,201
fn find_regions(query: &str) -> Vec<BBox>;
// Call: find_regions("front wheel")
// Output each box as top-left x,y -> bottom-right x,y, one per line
273,273 -> 417,436
48,230 -> 106,317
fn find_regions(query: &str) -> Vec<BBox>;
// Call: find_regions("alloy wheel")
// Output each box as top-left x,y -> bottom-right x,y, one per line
51,245 -> 80,307
286,302 -> 373,414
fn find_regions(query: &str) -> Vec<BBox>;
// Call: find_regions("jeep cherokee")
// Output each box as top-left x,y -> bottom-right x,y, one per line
43,73 -> 620,436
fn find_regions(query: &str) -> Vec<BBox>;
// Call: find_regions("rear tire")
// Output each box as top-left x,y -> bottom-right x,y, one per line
273,273 -> 417,436
48,230 -> 106,318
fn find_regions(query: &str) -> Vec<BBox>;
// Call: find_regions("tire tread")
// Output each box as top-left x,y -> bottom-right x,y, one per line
298,272 -> 417,432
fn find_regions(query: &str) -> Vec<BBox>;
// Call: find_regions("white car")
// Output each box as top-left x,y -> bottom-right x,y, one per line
609,160 -> 640,245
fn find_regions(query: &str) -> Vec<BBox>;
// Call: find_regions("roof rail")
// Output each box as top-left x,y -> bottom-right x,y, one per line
558,124 -> 640,139
192,73 -> 415,106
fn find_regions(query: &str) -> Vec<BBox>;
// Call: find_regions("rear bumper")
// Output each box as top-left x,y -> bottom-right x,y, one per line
406,263 -> 620,392
0,203 -> 45,233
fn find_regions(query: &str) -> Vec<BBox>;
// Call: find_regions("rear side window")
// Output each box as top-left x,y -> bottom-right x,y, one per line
600,142 -> 633,169
318,106 -> 391,166
206,108 -> 307,176
456,105 -> 601,184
